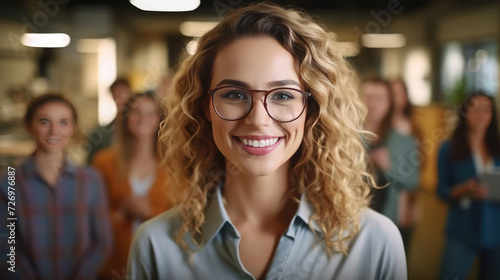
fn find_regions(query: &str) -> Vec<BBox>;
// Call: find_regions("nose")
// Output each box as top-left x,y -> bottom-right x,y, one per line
49,123 -> 59,134
244,98 -> 273,127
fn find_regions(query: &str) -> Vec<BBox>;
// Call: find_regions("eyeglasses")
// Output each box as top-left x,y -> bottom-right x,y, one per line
208,86 -> 311,123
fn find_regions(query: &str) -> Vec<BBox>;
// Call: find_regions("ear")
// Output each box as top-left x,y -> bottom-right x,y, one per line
204,101 -> 212,122
25,123 -> 33,136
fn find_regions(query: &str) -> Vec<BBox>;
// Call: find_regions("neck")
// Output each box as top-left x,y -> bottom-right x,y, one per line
223,161 -> 298,227
131,137 -> 156,158
468,130 -> 486,148
34,150 -> 65,176
364,121 -> 382,140
392,111 -> 405,121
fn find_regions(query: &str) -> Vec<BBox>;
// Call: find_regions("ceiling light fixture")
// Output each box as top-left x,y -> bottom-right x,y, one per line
21,33 -> 71,48
130,0 -> 200,12
361,34 -> 406,48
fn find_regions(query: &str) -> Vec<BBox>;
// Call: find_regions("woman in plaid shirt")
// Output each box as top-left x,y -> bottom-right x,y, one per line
0,93 -> 112,280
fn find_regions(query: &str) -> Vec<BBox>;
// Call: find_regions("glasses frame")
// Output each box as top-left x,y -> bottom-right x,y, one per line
208,86 -> 311,123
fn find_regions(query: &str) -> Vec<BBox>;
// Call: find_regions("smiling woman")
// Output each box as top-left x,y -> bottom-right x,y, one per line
127,3 -> 407,280
0,93 -> 112,280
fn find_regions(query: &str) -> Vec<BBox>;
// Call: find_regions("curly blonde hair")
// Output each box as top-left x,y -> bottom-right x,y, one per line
159,2 -> 373,256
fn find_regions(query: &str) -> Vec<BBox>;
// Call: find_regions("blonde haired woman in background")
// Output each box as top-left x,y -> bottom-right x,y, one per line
93,93 -> 171,279
128,3 -> 406,279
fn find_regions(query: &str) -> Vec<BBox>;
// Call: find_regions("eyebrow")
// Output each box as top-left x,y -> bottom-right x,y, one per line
267,79 -> 301,88
215,79 -> 249,88
215,79 -> 301,88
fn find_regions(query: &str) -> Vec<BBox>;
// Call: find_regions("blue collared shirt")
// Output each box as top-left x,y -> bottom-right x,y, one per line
127,187 -> 407,280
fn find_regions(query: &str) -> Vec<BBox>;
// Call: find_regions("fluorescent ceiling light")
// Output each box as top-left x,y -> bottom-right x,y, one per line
21,33 -> 70,48
361,34 -> 406,48
130,0 -> 200,12
180,21 -> 219,37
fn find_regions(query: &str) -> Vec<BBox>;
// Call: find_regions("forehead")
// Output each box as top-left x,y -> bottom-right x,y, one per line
468,96 -> 492,106
129,96 -> 159,111
211,37 -> 300,88
131,96 -> 155,106
362,82 -> 389,96
34,102 -> 73,117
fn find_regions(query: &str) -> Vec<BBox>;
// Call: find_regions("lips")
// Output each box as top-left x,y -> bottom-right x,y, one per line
233,135 -> 283,156
47,138 -> 62,144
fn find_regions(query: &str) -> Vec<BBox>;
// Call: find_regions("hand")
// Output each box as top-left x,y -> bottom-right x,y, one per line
466,182 -> 489,200
121,196 -> 154,221
452,179 -> 489,200
370,148 -> 391,171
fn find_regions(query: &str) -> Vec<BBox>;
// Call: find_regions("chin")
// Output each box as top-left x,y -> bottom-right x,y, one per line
233,160 -> 286,177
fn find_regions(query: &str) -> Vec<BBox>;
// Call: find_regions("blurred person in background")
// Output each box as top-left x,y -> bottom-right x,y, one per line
127,3 -> 406,279
92,92 -> 171,279
87,78 -> 132,164
361,78 -> 419,251
390,78 -> 422,253
0,93 -> 112,280
437,91 -> 500,280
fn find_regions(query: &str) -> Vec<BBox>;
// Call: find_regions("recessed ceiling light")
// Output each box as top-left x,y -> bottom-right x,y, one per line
130,0 -> 200,12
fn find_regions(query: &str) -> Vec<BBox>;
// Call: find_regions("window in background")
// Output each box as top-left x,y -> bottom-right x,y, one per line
441,39 -> 498,104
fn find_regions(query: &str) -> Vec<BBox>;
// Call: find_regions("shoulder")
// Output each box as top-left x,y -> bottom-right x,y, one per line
352,208 -> 405,257
358,208 -> 401,239
0,158 -> 31,183
440,140 -> 451,149
129,207 -> 192,278
75,165 -> 102,179
133,207 -> 183,245
352,208 -> 406,263
438,140 -> 452,158
388,129 -> 416,145
92,148 -> 117,166
73,166 -> 106,193
346,208 -> 407,279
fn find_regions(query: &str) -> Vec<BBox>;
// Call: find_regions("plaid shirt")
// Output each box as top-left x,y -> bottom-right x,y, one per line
0,156 -> 112,280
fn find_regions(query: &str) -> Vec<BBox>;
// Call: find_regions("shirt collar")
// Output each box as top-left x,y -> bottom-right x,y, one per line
293,192 -> 322,233
201,187 -> 322,246
22,153 -> 78,178
201,187 -> 233,245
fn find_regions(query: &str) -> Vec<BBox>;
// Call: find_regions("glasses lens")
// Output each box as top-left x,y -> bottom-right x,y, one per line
213,87 -> 252,120
266,89 -> 306,122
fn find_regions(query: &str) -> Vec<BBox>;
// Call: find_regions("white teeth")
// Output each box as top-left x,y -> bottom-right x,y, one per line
238,137 -> 279,147
259,140 -> 265,147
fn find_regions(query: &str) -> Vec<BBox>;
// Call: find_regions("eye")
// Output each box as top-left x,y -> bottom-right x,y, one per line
270,91 -> 295,101
220,89 -> 250,100
40,120 -> 49,125
60,120 -> 68,125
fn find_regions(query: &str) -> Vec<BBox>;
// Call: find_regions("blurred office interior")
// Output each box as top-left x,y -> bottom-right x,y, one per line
0,0 -> 499,279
